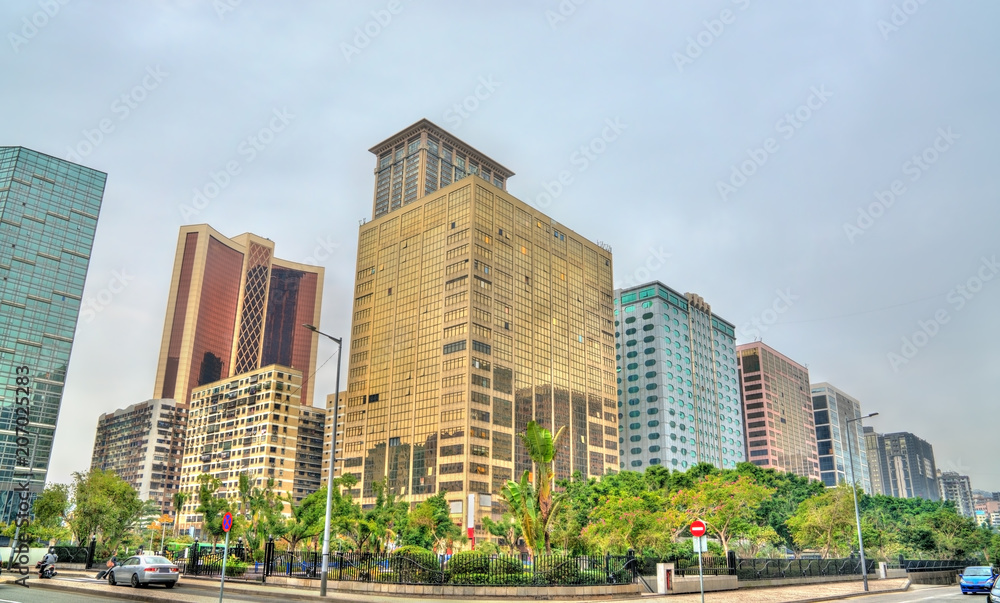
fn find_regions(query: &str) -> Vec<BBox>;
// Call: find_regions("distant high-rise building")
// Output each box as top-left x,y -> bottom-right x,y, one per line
614,284 -> 743,472
736,342 -> 819,480
0,147 -> 106,521
321,392 -> 345,487
177,364 -> 310,534
338,120 -> 618,538
810,383 -> 871,493
90,399 -> 187,513
153,225 -> 324,408
864,430 -> 939,501
293,405 -> 325,503
937,471 -> 974,517
863,426 -> 888,495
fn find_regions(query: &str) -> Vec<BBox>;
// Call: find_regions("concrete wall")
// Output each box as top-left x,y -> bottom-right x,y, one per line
182,574 -> 642,598
908,570 -> 959,585
671,575 -> 738,594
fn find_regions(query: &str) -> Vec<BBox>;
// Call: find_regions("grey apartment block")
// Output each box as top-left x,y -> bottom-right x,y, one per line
864,429 -> 939,501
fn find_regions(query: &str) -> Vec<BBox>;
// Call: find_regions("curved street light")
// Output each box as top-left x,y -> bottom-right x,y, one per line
302,323 -> 342,597
846,411 -> 878,592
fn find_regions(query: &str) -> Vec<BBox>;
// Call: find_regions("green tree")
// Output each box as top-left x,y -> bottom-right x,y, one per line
32,483 -> 71,544
172,491 -> 188,537
672,473 -> 774,555
402,492 -> 462,552
786,483 -> 858,558
283,488 -> 326,553
502,421 -> 567,555
736,462 -> 825,551
195,474 -> 230,545
68,469 -> 145,554
482,513 -> 523,555
581,492 -> 685,555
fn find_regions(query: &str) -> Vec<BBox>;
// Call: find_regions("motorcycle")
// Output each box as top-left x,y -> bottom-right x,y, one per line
35,560 -> 57,579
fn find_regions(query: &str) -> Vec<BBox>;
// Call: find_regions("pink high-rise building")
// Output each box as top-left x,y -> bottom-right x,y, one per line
736,342 -> 819,480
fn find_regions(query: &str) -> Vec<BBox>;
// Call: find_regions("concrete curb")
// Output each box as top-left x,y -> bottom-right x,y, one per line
776,578 -> 911,603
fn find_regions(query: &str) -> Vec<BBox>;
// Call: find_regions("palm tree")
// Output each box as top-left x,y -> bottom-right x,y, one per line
501,421 -> 567,555
172,492 -> 188,538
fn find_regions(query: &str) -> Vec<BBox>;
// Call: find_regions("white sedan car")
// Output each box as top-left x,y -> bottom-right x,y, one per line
108,555 -> 180,588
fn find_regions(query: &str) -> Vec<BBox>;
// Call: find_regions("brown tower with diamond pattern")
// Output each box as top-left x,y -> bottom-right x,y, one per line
153,225 -> 324,408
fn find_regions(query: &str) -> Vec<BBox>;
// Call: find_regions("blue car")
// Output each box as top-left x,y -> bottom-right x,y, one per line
959,566 -> 996,594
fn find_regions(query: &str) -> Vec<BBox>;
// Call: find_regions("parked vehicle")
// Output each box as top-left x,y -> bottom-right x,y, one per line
108,555 -> 180,589
958,565 -> 996,594
989,579 -> 1000,602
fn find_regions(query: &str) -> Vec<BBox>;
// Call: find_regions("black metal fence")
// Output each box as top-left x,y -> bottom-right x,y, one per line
735,557 -> 876,580
164,542 -> 639,587
328,551 -> 638,586
890,557 -> 978,572
52,545 -> 91,565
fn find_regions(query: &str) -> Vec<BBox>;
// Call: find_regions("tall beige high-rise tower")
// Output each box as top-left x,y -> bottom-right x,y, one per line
337,120 -> 618,536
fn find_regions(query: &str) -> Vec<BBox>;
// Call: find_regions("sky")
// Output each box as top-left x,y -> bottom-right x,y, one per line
2,1 -> 998,492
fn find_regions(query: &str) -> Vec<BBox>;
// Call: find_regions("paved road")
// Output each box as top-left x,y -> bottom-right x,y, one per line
0,583 -> 125,603
829,584 -> 983,601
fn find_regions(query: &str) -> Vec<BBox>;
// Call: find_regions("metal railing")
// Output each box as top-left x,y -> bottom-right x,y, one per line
329,551 -> 638,587
735,557 -> 875,581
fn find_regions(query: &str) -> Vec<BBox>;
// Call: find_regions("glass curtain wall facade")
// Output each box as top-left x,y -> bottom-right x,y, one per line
810,383 -> 871,493
614,284 -> 743,471
0,147 -> 105,521
339,121 -> 618,540
370,119 -> 513,219
736,342 -> 820,480
153,226 -> 323,408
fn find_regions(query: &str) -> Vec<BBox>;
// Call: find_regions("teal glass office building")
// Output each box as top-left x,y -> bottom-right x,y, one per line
0,147 -> 105,521
614,282 -> 744,471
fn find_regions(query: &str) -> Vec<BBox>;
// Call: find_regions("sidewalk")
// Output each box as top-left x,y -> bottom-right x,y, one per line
654,578 -> 910,602
33,570 -> 910,603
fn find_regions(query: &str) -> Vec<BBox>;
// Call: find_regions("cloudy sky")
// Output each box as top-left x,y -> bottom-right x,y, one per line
3,1 -> 998,492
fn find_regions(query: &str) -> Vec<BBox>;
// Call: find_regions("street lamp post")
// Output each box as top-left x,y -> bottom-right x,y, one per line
303,323 -> 342,597
846,411 -> 878,592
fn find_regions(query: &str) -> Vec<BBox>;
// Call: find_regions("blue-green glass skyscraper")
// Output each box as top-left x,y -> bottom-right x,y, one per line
614,282 -> 744,472
0,147 -> 105,521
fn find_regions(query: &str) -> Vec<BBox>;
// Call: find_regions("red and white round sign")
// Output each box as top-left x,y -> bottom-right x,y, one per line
690,520 -> 707,537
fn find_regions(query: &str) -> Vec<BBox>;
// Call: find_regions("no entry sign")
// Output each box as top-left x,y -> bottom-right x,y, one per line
690,520 -> 707,537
